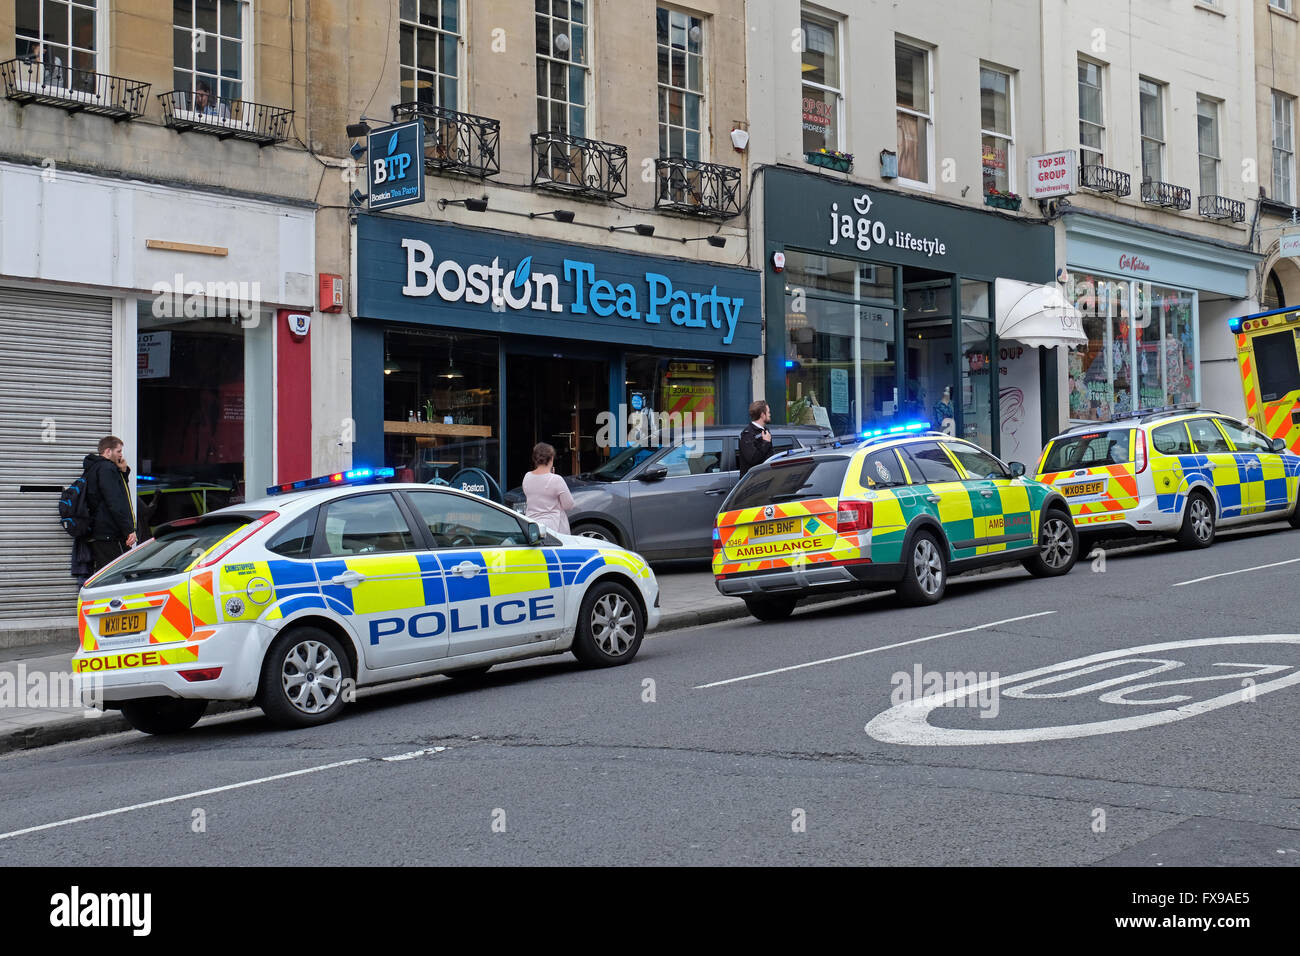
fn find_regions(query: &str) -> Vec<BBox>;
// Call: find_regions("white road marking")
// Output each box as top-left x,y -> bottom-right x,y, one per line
1171,557 -> 1300,588
0,758 -> 370,842
693,611 -> 1057,689
865,635 -> 1300,746
381,746 -> 447,761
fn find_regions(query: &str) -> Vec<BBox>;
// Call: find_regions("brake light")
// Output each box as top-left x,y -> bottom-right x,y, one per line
1135,430 -> 1148,474
179,667 -> 223,682
194,512 -> 280,569
836,501 -> 874,533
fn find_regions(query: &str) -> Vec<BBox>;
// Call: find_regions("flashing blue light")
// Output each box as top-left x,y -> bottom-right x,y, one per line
784,360 -> 794,368
266,466 -> 395,496
902,421 -> 929,432
1228,316 -> 1242,332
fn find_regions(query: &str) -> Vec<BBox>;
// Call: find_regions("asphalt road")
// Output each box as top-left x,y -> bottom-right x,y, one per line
3,522 -> 1300,866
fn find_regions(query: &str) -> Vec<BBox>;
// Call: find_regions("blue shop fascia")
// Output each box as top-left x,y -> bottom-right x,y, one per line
352,214 -> 762,494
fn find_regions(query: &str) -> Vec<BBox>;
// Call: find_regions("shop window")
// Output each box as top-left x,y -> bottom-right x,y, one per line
399,0 -> 460,109
624,354 -> 717,450
536,0 -> 589,137
1078,58 -> 1105,167
1196,96 -> 1220,197
658,6 -> 705,161
382,330 -> 499,488
321,494 -> 416,556
173,0 -> 249,103
1139,78 -> 1165,185
800,9 -> 841,154
980,66 -> 1014,196
1273,91 -> 1295,205
15,0 -> 98,87
960,319 -> 994,449
896,40 -> 933,185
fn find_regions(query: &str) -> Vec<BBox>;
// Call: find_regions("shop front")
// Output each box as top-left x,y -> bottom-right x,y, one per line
352,216 -> 762,495
1061,214 -> 1257,425
762,167 -> 1055,458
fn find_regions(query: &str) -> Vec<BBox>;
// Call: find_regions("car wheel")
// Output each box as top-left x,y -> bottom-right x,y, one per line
1176,491 -> 1216,549
1290,493 -> 1300,529
897,530 -> 947,606
743,596 -> 797,621
571,522 -> 619,546
1022,509 -> 1079,577
119,698 -> 208,735
445,665 -> 492,682
257,627 -> 352,728
571,580 -> 644,667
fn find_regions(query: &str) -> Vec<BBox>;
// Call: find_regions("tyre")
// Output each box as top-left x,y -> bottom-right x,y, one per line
1022,509 -> 1079,577
1176,491 -> 1216,549
257,627 -> 352,728
897,530 -> 947,606
571,580 -> 645,667
445,665 -> 492,682
119,698 -> 208,735
1290,494 -> 1300,529
743,596 -> 797,621
571,522 -> 619,545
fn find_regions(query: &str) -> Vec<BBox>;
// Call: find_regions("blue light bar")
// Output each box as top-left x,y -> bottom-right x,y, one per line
266,466 -> 395,496
1228,316 -> 1242,333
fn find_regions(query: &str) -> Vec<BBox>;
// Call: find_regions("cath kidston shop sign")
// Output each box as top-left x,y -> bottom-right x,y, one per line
1027,151 -> 1076,199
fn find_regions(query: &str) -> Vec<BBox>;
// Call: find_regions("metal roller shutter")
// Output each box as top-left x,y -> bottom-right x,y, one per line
0,286 -> 113,638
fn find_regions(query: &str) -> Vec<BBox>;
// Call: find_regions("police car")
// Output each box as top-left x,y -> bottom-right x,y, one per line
713,429 -> 1078,619
1037,406 -> 1300,547
73,469 -> 660,734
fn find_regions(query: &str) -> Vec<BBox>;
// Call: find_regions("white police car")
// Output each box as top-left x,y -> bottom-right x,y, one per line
74,469 -> 660,734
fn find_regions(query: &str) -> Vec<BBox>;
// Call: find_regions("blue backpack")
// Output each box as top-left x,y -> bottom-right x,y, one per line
59,475 -> 92,538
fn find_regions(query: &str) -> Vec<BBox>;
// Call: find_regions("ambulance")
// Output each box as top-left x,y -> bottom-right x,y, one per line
1230,305 -> 1300,452
73,470 -> 659,735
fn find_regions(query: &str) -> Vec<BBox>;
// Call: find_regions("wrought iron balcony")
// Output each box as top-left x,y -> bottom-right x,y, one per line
1140,179 -> 1192,211
654,157 -> 741,219
391,102 -> 500,180
531,131 -> 627,201
1,57 -> 149,120
1079,163 -> 1132,197
159,90 -> 292,146
1198,194 -> 1246,223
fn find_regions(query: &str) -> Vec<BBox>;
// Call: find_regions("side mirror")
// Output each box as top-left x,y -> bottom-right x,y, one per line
1008,461 -> 1026,478
526,521 -> 544,545
638,465 -> 669,481
1273,437 -> 1287,453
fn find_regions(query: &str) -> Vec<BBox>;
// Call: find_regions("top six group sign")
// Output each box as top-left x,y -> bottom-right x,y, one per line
368,119 -> 426,211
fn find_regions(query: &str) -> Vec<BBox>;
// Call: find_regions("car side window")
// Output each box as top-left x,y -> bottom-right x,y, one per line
1185,418 -> 1230,454
1151,422 -> 1192,456
1215,418 -> 1274,454
267,509 -> 316,559
658,438 -> 725,477
405,491 -> 527,548
860,449 -> 906,488
944,442 -> 1010,479
320,494 -> 416,556
899,442 -> 964,483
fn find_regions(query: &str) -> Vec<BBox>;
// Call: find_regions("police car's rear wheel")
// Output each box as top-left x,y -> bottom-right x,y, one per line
1289,493 -> 1300,529
898,531 -> 946,606
1177,492 -> 1216,549
572,581 -> 644,667
258,627 -> 352,728
743,596 -> 797,621
1022,510 -> 1078,577
119,698 -> 208,735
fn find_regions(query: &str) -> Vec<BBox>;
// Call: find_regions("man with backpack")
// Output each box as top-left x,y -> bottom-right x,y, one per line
82,435 -> 137,572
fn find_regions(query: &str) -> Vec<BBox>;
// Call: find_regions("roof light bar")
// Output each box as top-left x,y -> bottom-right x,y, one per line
266,467 -> 396,496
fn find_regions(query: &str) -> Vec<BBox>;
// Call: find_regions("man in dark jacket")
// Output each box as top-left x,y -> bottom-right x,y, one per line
738,400 -> 774,479
83,435 -> 137,572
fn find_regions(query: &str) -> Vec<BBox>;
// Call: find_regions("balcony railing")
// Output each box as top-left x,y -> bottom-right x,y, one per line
531,131 -> 627,201
654,157 -> 742,219
1140,179 -> 1192,211
391,101 -> 500,179
1198,194 -> 1246,223
1079,163 -> 1132,197
159,90 -> 292,146
1,57 -> 149,120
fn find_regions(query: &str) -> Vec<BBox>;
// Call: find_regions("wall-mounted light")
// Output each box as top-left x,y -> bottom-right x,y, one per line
349,141 -> 366,161
530,209 -> 576,223
345,121 -> 371,138
609,224 -> 655,237
438,196 -> 489,212
681,235 -> 726,248
349,189 -> 367,206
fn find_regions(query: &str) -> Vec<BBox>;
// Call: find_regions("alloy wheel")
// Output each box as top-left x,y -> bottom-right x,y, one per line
281,640 -> 344,715
1190,498 -> 1213,542
590,592 -> 638,656
1040,517 -> 1075,569
913,538 -> 944,596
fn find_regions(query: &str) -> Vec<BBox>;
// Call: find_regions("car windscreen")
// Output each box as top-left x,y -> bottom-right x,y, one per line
725,457 -> 850,510
590,444 -> 658,481
1041,430 -> 1132,472
89,517 -> 258,587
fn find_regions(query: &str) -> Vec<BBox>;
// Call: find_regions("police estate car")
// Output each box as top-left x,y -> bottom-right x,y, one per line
713,430 -> 1078,620
1037,407 -> 1300,547
74,469 -> 660,735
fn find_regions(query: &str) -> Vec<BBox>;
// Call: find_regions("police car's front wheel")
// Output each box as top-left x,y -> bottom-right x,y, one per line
258,627 -> 352,728
571,581 -> 644,667
119,698 -> 208,735
1177,492 -> 1216,549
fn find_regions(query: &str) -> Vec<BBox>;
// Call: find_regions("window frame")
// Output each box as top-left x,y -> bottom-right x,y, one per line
979,63 -> 1015,196
1184,418 -> 1232,454
1214,418 -> 1275,455
1273,91 -> 1295,206
399,489 -> 532,550
1077,56 -> 1106,167
898,441 -> 964,484
311,491 -> 424,559
1196,95 -> 1221,197
14,0 -> 109,83
657,5 -> 707,162
895,38 -> 935,189
1139,76 -> 1166,185
859,447 -> 908,489
399,0 -> 463,111
172,0 -> 254,103
943,439 -> 1012,480
800,7 -> 844,154
535,0 -> 592,137
1269,0 -> 1294,14
1150,421 -> 1193,456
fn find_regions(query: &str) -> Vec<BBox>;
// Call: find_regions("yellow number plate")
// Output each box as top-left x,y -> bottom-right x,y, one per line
1062,480 -> 1105,497
751,518 -> 800,539
100,611 -> 146,637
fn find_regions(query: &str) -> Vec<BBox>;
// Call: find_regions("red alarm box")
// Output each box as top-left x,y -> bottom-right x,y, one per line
319,273 -> 344,313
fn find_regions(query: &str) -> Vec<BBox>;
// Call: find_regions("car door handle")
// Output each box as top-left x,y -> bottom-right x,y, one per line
980,490 -> 995,498
330,570 -> 365,588
451,561 -> 480,578
926,494 -> 941,503
704,489 -> 727,496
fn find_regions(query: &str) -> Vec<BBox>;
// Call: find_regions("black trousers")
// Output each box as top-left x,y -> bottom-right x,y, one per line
90,538 -> 126,572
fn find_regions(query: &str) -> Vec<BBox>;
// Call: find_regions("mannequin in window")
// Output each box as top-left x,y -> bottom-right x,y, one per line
933,386 -> 955,436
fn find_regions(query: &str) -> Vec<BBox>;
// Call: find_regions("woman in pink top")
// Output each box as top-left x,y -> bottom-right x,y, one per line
522,442 -> 574,535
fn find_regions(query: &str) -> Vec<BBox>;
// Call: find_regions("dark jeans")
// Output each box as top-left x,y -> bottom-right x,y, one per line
90,538 -> 126,572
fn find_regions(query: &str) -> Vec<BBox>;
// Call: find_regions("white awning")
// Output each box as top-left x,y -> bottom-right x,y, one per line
994,277 -> 1087,349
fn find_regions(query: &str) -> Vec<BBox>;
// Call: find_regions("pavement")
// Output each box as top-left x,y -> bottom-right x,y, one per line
0,562 -> 756,754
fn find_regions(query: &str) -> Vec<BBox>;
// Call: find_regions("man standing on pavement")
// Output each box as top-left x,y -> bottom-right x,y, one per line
738,400 -> 774,479
83,436 -> 137,572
